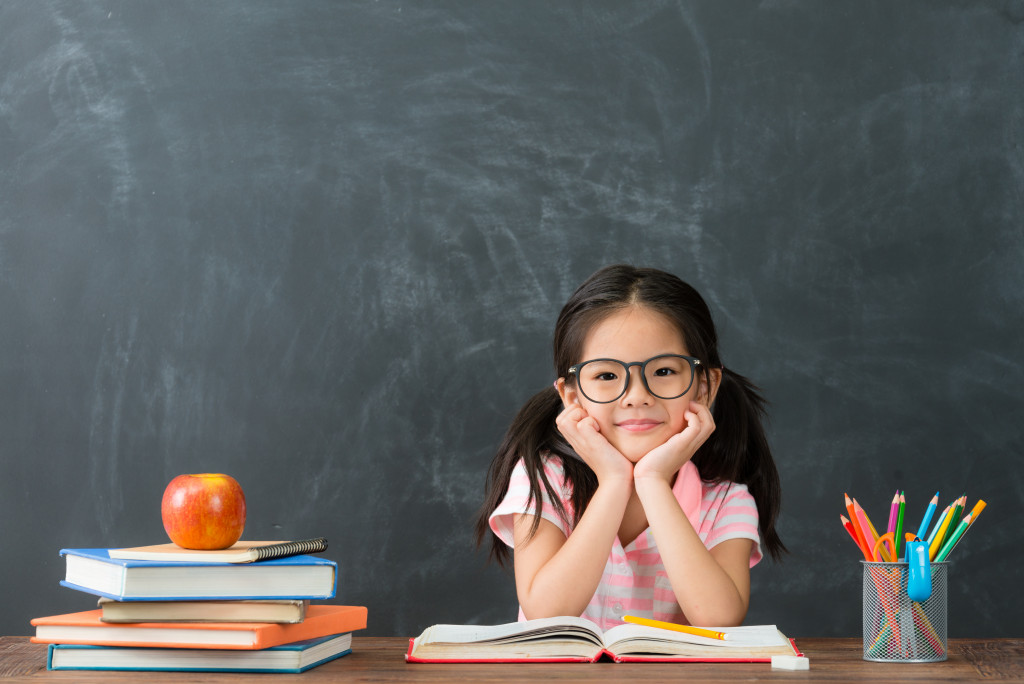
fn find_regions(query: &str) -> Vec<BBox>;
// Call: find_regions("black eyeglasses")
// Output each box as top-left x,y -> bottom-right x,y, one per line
567,354 -> 702,404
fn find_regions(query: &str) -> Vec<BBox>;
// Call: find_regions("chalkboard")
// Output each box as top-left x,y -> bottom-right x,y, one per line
1,0 -> 1021,639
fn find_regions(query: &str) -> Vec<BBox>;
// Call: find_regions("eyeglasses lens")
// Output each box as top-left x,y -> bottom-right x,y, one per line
578,356 -> 692,402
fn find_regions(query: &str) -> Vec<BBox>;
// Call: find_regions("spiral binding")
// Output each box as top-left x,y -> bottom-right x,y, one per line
249,538 -> 328,562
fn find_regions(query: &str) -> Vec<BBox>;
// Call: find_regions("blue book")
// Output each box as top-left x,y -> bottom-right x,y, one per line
59,548 -> 337,601
47,633 -> 352,672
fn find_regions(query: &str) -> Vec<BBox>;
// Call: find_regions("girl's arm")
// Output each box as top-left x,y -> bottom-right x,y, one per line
634,476 -> 752,626
633,400 -> 751,626
513,403 -> 634,619
511,477 -> 631,619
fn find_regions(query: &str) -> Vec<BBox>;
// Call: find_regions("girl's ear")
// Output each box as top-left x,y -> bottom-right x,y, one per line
698,367 -> 723,408
555,377 -> 580,408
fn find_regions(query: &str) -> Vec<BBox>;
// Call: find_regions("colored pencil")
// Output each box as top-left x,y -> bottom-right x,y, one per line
886,490 -> 900,536
844,494 -> 873,559
893,492 -> 905,560
856,497 -> 888,561
858,498 -> 884,545
925,505 -> 951,545
937,499 -> 986,561
965,498 -> 988,521
854,499 -> 888,560
622,615 -> 727,640
915,492 -> 939,541
842,515 -> 872,561
941,496 -> 965,549
935,512 -> 972,562
929,503 -> 956,561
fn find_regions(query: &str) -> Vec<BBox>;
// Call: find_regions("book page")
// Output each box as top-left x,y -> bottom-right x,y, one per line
416,616 -> 604,647
603,624 -> 790,650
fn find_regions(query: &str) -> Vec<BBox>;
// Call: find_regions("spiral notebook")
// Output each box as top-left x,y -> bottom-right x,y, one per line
108,539 -> 328,564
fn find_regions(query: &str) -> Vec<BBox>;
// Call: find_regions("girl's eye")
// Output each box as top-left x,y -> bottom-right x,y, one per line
593,372 -> 618,382
652,367 -> 677,377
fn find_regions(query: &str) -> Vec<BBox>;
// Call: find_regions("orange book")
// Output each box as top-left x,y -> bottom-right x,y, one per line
31,605 -> 366,650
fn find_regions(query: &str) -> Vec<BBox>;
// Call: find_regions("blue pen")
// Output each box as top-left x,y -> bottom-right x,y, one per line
915,492 -> 939,541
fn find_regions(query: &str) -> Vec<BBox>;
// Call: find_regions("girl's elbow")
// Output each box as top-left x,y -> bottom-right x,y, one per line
517,590 -> 585,621
686,604 -> 747,628
519,604 -> 551,621
517,595 -> 569,621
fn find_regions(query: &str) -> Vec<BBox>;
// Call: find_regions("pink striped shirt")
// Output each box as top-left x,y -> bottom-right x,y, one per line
489,454 -> 762,631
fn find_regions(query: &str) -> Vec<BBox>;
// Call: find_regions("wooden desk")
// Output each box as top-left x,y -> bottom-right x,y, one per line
2,637 -> 1022,682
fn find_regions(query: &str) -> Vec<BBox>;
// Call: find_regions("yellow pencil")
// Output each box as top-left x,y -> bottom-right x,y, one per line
929,502 -> 957,560
623,615 -> 728,640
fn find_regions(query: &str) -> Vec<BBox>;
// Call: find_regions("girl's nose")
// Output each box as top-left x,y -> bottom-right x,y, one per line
621,367 -> 653,406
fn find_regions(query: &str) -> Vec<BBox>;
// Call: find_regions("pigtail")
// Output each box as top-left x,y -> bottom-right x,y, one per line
473,387 -> 598,568
694,366 -> 786,560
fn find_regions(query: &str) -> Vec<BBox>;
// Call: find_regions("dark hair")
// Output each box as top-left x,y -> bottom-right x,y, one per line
474,264 -> 786,566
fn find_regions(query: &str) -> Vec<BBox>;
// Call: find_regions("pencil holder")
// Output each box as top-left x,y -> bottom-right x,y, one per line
862,561 -> 948,662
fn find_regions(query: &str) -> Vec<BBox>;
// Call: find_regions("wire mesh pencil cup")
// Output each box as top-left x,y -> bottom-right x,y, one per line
862,561 -> 948,662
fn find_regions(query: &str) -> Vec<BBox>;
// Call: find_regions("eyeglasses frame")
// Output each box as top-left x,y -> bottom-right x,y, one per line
566,353 -> 703,404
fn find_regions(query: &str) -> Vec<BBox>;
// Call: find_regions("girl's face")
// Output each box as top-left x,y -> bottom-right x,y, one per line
557,306 -> 718,463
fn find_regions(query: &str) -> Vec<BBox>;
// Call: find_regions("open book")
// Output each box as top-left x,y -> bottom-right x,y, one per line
406,616 -> 800,663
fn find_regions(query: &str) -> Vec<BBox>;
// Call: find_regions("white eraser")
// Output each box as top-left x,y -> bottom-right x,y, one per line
771,655 -> 809,670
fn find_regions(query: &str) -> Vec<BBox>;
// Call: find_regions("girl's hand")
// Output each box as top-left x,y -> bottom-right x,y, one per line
555,403 -> 633,485
634,401 -> 716,484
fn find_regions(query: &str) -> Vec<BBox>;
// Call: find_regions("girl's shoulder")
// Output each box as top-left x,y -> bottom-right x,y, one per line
700,477 -> 757,509
490,451 -> 577,544
696,477 -> 762,563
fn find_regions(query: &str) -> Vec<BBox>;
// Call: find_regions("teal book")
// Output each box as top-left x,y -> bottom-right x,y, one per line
59,548 -> 337,601
47,633 -> 352,672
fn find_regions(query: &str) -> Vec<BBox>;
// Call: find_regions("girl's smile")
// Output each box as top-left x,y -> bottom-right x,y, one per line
615,418 -> 663,432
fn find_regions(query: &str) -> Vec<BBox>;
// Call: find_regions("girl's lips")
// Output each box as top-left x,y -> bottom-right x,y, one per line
616,419 -> 662,432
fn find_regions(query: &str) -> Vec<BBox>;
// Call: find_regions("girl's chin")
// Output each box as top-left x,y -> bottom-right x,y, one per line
611,431 -> 681,463
611,443 -> 657,463
623,454 -> 646,464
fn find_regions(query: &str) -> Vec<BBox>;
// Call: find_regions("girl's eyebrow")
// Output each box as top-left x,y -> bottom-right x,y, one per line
581,352 -> 689,362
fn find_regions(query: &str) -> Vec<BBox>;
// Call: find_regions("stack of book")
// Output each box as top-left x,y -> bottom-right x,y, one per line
31,540 -> 368,673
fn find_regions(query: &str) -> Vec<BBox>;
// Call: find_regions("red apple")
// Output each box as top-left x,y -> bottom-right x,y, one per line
161,473 -> 247,550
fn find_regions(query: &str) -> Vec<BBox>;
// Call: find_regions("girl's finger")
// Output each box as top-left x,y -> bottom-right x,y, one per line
578,416 -> 601,434
556,406 -> 584,427
694,401 -> 716,434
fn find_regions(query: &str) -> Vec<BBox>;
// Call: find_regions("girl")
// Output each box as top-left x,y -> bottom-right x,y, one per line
474,264 -> 784,630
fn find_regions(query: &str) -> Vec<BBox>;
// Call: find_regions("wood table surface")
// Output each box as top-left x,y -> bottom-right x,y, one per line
3,636 -> 1023,682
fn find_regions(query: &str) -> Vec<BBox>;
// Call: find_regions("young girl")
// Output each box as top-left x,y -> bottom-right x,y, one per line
475,264 -> 784,630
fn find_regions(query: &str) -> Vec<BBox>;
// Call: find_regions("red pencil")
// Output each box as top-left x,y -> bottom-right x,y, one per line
841,514 -> 872,560
844,494 -> 872,559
